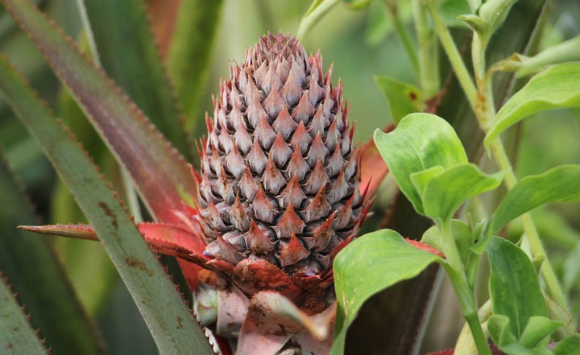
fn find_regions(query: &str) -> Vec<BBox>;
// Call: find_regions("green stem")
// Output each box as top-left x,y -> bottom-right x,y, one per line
439,220 -> 463,274
385,0 -> 419,76
412,0 -> 439,96
444,263 -> 492,355
427,0 -> 572,320
426,0 -> 477,106
297,0 -> 341,40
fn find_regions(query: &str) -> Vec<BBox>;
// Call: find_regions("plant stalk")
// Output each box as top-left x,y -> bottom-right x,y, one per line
413,0 -> 439,96
425,1 -> 477,107
427,0 -> 571,320
385,0 -> 419,77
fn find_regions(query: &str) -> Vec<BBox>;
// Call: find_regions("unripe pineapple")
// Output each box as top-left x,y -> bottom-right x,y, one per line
197,32 -> 368,299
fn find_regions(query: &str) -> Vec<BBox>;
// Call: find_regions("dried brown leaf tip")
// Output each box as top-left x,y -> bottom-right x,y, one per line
197,32 -> 371,300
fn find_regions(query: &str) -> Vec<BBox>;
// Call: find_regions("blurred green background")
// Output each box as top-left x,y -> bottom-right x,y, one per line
1,0 -> 579,353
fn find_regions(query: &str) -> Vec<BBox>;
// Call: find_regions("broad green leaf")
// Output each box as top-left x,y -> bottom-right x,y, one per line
1,0 -> 197,226
81,0 -> 187,156
374,76 -> 423,125
332,229 -> 442,354
0,275 -> 46,354
297,0 -> 341,39
553,334 -> 580,355
515,35 -> 580,77
0,152 -> 105,354
486,63 -> 580,145
488,237 -> 548,338
488,165 -> 580,237
422,219 -> 473,267
422,163 -> 503,222
373,113 -> 467,214
410,166 -> 444,197
168,0 -> 224,134
519,316 -> 562,348
489,315 -> 560,355
0,55 -> 213,354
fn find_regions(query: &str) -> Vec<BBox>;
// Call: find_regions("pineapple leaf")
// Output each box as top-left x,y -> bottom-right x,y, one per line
167,0 -> 224,134
79,0 -> 188,157
1,0 -> 198,226
0,55 -> 215,355
0,273 -> 47,355
332,229 -> 443,355
485,63 -> 580,146
0,152 -> 105,354
21,223 -> 207,262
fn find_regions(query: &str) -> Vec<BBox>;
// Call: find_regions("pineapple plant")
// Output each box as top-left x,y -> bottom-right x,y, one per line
2,0 -> 577,354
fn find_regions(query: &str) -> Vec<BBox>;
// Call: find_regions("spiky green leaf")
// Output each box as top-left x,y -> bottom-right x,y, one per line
0,54 -> 214,355
1,0 -> 197,226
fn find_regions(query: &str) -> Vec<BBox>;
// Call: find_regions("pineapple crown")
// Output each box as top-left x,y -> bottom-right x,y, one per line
197,32 -> 369,300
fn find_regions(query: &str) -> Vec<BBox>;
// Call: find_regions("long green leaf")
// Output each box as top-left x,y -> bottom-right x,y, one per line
0,152 -> 105,354
332,230 -> 442,355
168,0 -> 223,134
487,237 -> 547,338
488,165 -> 580,238
80,0 -> 187,156
0,55 -> 214,354
373,113 -> 467,214
554,334 -> 580,355
0,274 -> 46,355
1,0 -> 197,226
79,0 -> 193,305
485,63 -> 580,145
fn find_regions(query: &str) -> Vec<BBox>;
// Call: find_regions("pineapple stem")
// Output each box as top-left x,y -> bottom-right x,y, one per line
426,0 -> 574,332
425,1 -> 477,108
411,0 -> 439,97
385,0 -> 420,78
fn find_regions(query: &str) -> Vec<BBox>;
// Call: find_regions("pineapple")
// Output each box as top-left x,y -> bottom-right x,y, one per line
197,32 -> 368,299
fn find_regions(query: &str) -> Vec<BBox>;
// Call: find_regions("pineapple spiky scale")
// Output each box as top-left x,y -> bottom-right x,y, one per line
198,32 -> 365,291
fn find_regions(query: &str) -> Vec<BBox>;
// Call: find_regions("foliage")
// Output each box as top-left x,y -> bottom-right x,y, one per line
0,0 -> 579,354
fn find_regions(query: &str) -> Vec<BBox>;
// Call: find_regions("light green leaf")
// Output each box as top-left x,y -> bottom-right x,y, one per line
373,113 -> 467,214
332,229 -> 442,354
0,152 -> 105,354
0,55 -> 213,354
422,163 -> 503,222
486,63 -> 580,145
410,166 -> 444,197
168,0 -> 224,134
374,76 -> 424,125
478,0 -> 517,39
488,237 -> 548,338
488,165 -> 580,237
553,334 -> 580,355
488,314 -> 518,348
0,275 -> 46,354
519,316 -> 562,348
515,36 -> 580,77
